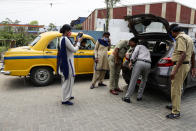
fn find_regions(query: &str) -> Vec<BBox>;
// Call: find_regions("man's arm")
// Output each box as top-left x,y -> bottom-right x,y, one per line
108,38 -> 111,51
191,52 -> 196,77
171,51 -> 186,80
113,40 -> 126,64
130,45 -> 139,62
113,48 -> 119,64
191,52 -> 195,68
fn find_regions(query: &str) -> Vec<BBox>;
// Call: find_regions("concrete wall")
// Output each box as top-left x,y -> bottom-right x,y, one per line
95,19 -> 134,45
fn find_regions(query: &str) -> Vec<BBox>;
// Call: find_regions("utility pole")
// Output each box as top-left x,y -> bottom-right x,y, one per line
106,0 -> 109,32
105,0 -> 120,32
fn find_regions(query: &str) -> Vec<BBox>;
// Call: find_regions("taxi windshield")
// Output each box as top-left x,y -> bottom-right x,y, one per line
29,36 -> 41,46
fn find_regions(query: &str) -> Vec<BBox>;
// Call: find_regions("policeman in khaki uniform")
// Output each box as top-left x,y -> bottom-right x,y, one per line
166,26 -> 196,119
108,37 -> 138,95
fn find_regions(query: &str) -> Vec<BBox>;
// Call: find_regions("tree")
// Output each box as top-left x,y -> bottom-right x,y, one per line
75,24 -> 82,30
0,19 -> 38,49
1,18 -> 13,24
0,18 -> 20,24
29,20 -> 39,31
0,18 -> 21,32
13,20 -> 21,24
105,0 -> 120,32
48,23 -> 56,31
29,20 -> 39,25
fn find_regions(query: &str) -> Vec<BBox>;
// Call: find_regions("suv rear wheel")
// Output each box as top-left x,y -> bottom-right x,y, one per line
30,67 -> 54,86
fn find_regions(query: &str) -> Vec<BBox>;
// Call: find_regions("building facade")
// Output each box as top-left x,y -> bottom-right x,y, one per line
82,1 -> 196,44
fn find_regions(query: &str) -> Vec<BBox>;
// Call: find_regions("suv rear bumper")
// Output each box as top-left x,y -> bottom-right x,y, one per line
147,67 -> 171,94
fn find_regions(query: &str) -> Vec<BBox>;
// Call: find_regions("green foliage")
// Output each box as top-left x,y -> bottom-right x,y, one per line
0,18 -> 21,33
0,46 -> 7,53
29,20 -> 39,31
48,23 -> 56,31
0,18 -> 38,50
0,18 -> 21,25
75,24 -> 82,30
0,30 -> 37,47
29,20 -> 39,25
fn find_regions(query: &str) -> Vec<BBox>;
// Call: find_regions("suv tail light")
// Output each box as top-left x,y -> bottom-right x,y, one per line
158,57 -> 174,67
137,80 -> 141,84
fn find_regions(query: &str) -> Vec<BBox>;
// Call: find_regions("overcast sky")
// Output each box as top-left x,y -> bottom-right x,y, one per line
0,0 -> 196,26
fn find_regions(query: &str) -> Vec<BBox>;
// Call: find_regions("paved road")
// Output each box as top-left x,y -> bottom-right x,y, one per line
1,71 -> 196,131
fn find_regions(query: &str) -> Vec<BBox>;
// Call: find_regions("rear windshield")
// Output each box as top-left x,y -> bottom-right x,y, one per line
135,22 -> 167,34
29,36 -> 41,46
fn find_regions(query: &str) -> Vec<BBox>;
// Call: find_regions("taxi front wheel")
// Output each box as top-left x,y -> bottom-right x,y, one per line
30,67 -> 54,86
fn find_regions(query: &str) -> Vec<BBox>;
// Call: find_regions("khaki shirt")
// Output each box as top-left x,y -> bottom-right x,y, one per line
113,40 -> 130,59
172,32 -> 194,62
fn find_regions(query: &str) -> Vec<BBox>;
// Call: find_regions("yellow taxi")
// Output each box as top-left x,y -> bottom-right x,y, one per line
1,31 -> 111,86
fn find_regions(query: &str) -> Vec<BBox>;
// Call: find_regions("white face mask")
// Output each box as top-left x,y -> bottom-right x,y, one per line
103,37 -> 109,42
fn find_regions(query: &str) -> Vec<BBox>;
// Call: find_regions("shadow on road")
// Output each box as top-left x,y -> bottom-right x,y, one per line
3,74 -> 93,90
75,74 -> 93,82
183,86 -> 196,98
3,77 -> 35,90
3,73 -> 196,103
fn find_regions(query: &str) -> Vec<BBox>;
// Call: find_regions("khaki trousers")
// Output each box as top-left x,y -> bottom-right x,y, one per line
171,64 -> 190,114
92,70 -> 106,85
108,55 -> 122,90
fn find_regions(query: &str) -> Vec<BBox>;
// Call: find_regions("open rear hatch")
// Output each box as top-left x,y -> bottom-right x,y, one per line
125,14 -> 174,67
125,14 -> 172,41
122,14 -> 174,85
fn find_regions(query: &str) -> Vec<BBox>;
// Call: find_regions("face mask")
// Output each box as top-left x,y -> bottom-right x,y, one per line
103,37 -> 109,42
67,31 -> 71,37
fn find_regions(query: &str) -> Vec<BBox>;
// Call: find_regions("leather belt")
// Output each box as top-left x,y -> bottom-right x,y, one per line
137,59 -> 151,64
173,61 -> 189,65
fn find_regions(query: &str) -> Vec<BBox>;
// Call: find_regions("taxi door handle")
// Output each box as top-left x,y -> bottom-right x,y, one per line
79,52 -> 84,53
46,51 -> 53,53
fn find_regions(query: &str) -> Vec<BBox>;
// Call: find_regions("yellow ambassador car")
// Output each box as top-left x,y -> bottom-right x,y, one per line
1,31 -> 110,86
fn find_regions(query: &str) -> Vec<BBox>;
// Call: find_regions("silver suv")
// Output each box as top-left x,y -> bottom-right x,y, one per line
122,14 -> 196,96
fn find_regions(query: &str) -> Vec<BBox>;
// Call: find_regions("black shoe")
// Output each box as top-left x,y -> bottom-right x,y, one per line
122,97 -> 131,103
90,85 -> 95,89
166,113 -> 180,119
62,101 -> 74,105
137,98 -> 142,101
70,96 -> 74,100
166,105 -> 172,110
98,83 -> 107,86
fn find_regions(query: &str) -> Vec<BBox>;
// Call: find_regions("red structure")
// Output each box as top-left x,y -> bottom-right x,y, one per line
82,1 -> 196,31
